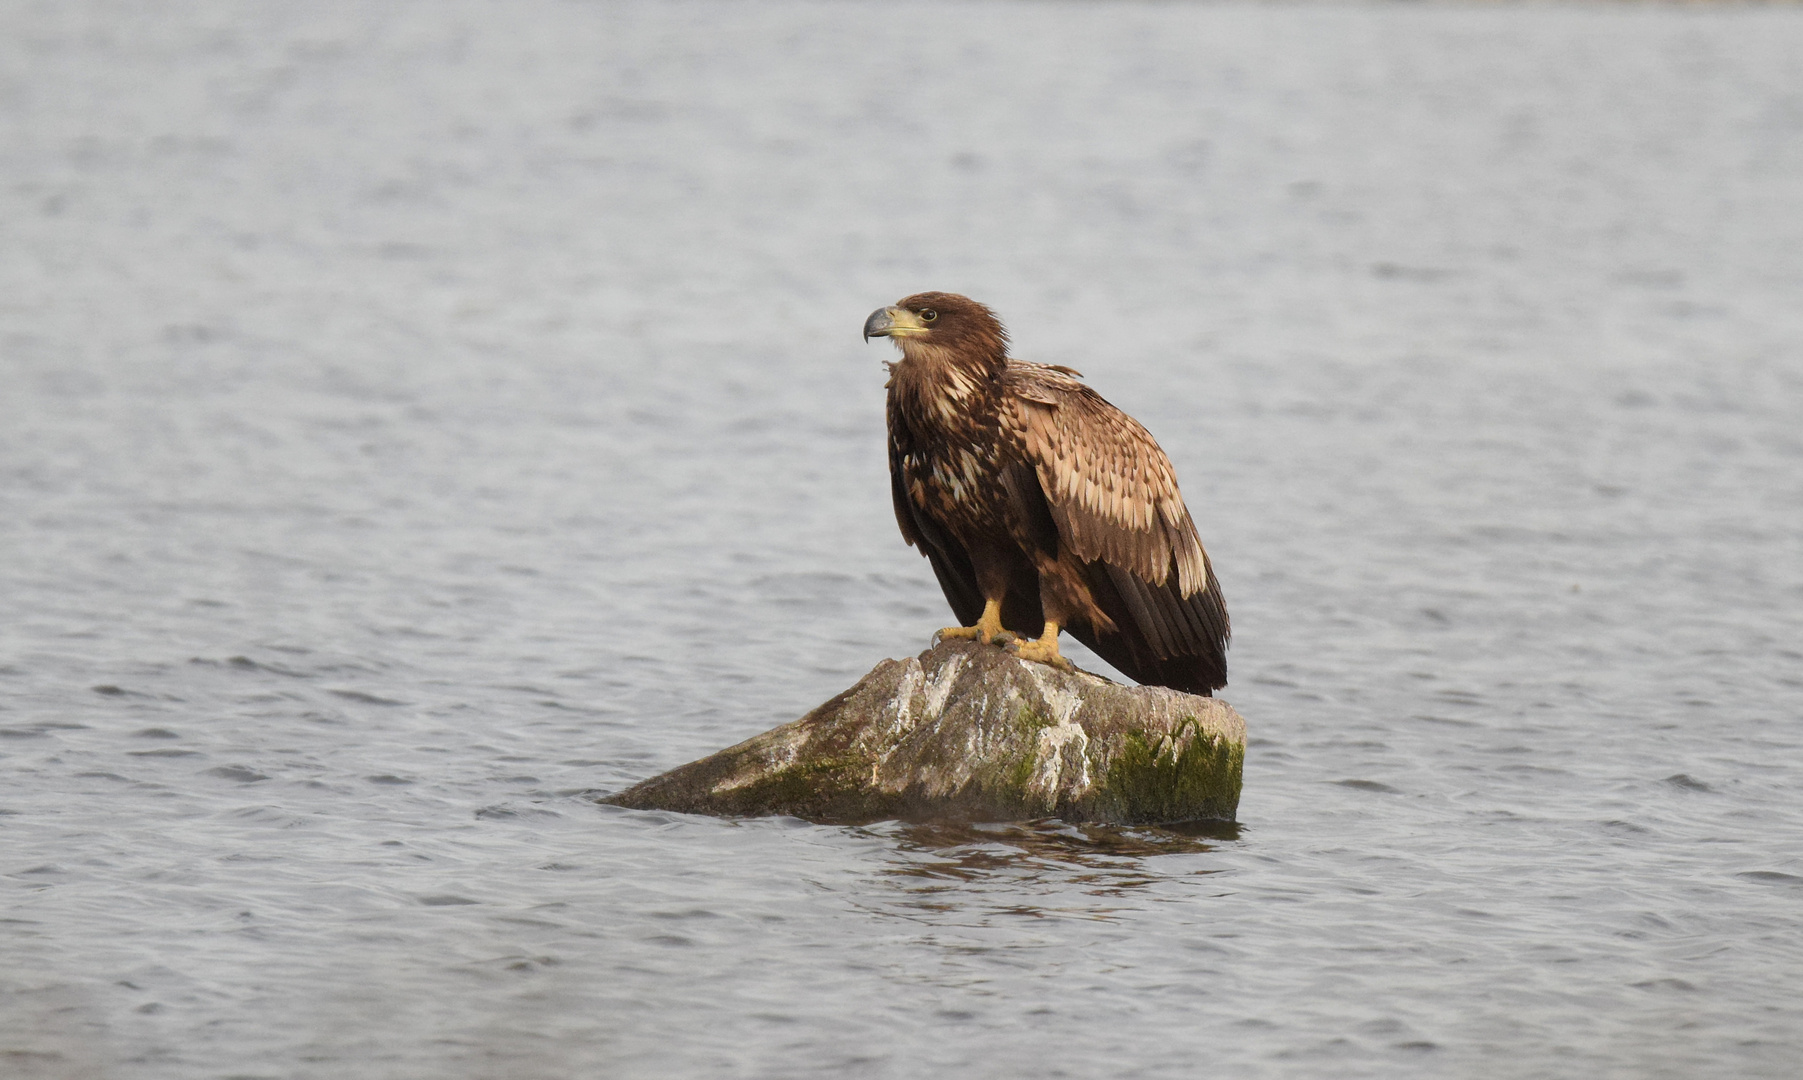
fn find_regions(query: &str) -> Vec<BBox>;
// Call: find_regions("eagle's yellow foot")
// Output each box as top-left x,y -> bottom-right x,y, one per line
933,598 -> 1009,647
1010,621 -> 1074,672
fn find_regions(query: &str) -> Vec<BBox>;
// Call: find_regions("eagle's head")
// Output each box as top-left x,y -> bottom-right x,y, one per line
862,292 -> 1009,363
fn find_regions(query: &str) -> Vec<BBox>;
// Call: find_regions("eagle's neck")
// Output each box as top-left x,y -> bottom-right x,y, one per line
889,341 -> 1005,434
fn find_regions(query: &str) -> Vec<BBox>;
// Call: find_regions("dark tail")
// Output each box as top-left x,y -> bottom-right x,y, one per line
1074,559 -> 1228,695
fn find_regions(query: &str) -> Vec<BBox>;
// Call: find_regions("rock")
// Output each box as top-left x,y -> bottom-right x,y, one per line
601,640 -> 1244,825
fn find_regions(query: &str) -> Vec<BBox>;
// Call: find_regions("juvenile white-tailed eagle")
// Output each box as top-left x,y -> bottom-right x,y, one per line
864,292 -> 1229,695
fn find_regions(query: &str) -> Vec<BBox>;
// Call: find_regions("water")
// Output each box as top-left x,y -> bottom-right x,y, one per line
3,1 -> 1802,1076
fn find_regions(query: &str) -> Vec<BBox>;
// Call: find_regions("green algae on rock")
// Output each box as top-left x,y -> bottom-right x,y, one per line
601,640 -> 1244,825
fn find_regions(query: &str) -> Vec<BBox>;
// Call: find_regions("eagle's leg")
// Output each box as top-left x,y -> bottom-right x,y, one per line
1010,620 -> 1074,672
934,598 -> 1011,646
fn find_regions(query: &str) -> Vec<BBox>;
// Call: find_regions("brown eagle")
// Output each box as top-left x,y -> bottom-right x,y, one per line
864,292 -> 1229,696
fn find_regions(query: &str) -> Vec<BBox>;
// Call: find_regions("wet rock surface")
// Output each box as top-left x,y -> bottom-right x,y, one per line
602,640 -> 1245,824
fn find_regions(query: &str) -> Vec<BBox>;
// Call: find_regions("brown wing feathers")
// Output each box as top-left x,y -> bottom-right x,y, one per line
1009,367 -> 1207,592
1006,362 -> 1228,693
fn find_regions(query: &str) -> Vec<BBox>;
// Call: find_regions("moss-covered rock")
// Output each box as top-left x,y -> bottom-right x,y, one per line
600,640 -> 1245,825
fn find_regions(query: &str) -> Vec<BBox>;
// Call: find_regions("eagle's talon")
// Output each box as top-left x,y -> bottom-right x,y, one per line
1010,623 -> 1073,671
934,626 -> 978,646
933,598 -> 1007,648
934,625 -> 1013,648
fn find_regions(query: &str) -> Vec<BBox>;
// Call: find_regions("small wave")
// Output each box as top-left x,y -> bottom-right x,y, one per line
330,689 -> 410,706
1737,871 -> 1803,886
204,765 -> 269,783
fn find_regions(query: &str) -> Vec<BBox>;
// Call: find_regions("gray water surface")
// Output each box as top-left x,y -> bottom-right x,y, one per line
4,2 -> 1803,1077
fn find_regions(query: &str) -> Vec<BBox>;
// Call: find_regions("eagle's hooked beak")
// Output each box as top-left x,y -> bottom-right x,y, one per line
863,306 -> 927,342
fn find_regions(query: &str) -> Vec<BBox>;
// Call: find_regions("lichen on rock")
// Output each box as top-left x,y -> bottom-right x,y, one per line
601,640 -> 1245,825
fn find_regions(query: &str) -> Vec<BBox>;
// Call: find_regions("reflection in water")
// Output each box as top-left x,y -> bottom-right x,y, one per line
879,818 -> 1241,866
858,819 -> 1241,922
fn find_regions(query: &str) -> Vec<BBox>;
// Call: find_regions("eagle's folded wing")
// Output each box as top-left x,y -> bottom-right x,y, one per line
1005,363 -> 1210,598
1004,362 -> 1228,680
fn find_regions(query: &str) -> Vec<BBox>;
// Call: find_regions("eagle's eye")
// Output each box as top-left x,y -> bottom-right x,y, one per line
919,309 -> 938,323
